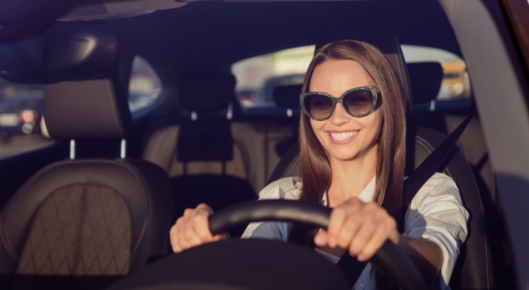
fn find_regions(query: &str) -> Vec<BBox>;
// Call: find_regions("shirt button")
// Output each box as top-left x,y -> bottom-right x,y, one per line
358,285 -> 364,290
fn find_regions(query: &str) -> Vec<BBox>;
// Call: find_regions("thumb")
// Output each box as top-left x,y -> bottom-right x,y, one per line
314,229 -> 329,246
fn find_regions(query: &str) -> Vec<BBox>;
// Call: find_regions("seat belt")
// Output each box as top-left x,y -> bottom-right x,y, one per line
336,112 -> 474,287
402,112 -> 474,205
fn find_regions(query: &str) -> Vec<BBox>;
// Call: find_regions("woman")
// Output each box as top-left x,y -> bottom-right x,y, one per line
170,40 -> 468,289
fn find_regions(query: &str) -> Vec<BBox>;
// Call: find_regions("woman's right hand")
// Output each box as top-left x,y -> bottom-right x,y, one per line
170,203 -> 228,253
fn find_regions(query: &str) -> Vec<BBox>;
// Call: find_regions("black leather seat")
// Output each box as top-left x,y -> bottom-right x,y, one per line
0,32 -> 172,290
268,34 -> 494,290
171,73 -> 257,236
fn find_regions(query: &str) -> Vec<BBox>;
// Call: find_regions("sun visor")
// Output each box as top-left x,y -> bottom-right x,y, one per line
58,0 -> 187,21
0,30 -> 118,84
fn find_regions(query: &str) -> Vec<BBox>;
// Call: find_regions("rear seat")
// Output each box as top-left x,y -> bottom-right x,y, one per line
144,124 -> 247,180
143,84 -> 301,197
142,73 -> 256,232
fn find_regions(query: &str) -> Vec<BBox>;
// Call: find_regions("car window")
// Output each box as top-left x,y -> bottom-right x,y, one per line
0,56 -> 161,159
231,45 -> 315,111
0,79 -> 53,159
401,45 -> 471,101
128,56 -> 163,113
232,44 -> 471,115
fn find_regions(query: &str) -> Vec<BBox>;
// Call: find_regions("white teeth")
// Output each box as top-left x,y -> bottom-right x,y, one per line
330,131 -> 358,141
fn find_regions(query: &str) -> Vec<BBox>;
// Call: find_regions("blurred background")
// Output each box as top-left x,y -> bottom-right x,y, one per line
0,44 -> 470,158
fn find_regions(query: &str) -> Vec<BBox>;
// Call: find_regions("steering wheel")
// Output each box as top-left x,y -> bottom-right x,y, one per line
209,200 -> 428,290
107,200 -> 428,290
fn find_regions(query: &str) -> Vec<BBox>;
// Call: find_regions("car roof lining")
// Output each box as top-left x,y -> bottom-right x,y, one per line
25,0 -> 460,77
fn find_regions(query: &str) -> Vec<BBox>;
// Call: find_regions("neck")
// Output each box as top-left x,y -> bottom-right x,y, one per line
327,145 -> 378,207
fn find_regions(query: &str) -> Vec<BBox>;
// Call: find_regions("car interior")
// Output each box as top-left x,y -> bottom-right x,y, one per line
0,0 -> 526,289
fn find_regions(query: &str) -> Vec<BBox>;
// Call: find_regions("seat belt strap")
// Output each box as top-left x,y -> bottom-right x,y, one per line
336,112 -> 474,287
403,112 -> 474,205
336,252 -> 367,286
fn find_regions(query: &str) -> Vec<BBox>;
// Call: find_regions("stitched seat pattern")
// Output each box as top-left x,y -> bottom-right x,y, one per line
15,184 -> 131,277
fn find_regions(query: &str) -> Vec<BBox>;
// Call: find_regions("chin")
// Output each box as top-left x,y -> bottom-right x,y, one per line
329,150 -> 360,161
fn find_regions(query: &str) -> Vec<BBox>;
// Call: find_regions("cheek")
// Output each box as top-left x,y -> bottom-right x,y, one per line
358,110 -> 383,138
310,119 -> 326,141
369,111 -> 384,138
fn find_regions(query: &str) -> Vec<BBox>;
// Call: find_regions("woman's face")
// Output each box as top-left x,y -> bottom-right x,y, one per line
309,59 -> 383,162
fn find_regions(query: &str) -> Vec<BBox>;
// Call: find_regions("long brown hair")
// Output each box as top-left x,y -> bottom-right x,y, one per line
289,39 -> 407,287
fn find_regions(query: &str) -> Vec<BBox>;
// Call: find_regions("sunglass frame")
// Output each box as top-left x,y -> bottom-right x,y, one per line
299,86 -> 379,121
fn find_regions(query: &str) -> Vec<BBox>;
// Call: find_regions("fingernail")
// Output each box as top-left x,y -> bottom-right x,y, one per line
329,237 -> 336,247
357,254 -> 366,261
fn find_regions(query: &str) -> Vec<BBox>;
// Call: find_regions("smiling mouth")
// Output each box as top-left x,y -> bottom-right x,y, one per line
328,130 -> 359,143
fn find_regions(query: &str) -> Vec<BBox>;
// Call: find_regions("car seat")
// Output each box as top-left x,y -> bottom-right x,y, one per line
164,73 -> 257,236
0,31 -> 173,290
271,79 -> 302,157
268,33 -> 494,290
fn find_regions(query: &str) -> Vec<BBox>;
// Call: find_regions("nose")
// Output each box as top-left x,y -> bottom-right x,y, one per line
329,103 -> 351,126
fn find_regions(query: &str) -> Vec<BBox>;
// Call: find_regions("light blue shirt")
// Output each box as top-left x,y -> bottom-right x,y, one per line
241,173 -> 469,290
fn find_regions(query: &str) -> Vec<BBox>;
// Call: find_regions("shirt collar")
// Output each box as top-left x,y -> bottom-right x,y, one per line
358,176 -> 376,203
322,176 -> 376,206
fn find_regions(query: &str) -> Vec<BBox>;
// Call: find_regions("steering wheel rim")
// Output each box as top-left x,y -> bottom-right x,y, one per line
209,199 -> 428,290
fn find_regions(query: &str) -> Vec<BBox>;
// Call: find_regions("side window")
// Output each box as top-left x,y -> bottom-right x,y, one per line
128,56 -> 163,113
232,45 -> 471,114
0,79 -> 53,158
402,45 -> 472,101
0,56 -> 162,158
231,45 -> 315,111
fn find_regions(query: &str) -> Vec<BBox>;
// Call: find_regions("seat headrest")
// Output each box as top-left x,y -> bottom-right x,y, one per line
17,30 -> 136,139
273,84 -> 303,109
179,73 -> 236,112
407,62 -> 443,104
317,28 -> 413,104
44,77 -> 133,139
0,30 -> 119,84
177,121 -> 233,162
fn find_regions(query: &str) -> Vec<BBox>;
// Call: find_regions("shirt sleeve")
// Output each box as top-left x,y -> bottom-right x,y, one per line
403,172 -> 469,289
240,177 -> 301,240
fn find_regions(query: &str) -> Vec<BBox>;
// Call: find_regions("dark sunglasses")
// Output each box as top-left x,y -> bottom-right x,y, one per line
299,86 -> 379,121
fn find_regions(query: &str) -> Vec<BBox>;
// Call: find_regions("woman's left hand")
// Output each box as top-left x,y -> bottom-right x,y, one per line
314,197 -> 400,261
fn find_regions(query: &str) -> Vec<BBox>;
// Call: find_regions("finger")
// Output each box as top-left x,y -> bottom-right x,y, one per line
182,223 -> 203,248
176,232 -> 191,252
196,203 -> 214,214
169,222 -> 181,253
183,208 -> 194,218
314,229 -> 329,246
174,217 -> 193,251
171,218 -> 187,252
356,223 -> 391,261
212,233 -> 229,242
328,202 -> 357,247
348,214 -> 379,257
192,209 -> 214,242
349,218 -> 377,256
172,243 -> 183,253
336,213 -> 363,249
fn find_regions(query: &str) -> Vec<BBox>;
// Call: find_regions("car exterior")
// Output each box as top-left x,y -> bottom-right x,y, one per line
0,92 -> 43,135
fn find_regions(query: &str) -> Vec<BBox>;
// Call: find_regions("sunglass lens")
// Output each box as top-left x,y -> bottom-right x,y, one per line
343,89 -> 374,117
305,94 -> 333,119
